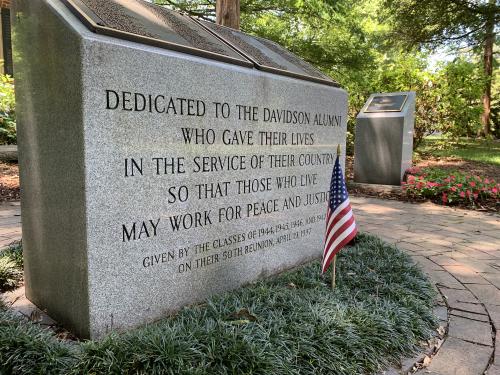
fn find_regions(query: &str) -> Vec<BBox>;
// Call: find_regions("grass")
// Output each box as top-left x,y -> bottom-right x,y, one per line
0,234 -> 437,375
417,137 -> 500,166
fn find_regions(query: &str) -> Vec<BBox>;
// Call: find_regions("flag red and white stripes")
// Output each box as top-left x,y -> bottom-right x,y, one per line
321,155 -> 357,273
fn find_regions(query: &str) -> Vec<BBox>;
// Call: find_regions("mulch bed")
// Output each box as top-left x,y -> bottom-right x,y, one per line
0,161 -> 20,202
346,156 -> 499,213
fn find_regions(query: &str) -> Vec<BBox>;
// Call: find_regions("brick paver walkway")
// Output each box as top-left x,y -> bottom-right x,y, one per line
352,197 -> 500,375
1,198 -> 499,374
0,201 -> 21,248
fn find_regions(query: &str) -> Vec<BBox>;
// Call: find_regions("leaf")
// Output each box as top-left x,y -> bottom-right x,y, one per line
422,355 -> 431,367
228,319 -> 251,325
437,326 -> 446,336
228,308 -> 257,322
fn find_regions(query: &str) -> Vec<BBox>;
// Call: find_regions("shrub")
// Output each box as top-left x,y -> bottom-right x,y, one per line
0,241 -> 23,292
1,241 -> 23,269
0,74 -> 16,145
0,258 -> 22,292
403,167 -> 500,206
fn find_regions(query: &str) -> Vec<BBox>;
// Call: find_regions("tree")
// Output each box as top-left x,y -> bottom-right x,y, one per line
383,0 -> 500,136
216,0 -> 240,29
152,0 -> 383,80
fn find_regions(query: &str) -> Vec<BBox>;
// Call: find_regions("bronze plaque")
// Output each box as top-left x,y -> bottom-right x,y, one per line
365,95 -> 408,113
63,0 -> 338,86
196,20 -> 338,87
63,0 -> 253,67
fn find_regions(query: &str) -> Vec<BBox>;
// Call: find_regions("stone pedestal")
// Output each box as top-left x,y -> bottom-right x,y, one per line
13,0 -> 347,338
354,92 -> 415,186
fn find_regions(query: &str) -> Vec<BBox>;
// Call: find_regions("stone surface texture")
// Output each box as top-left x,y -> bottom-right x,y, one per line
425,337 -> 492,375
13,0 -> 90,338
354,92 -> 415,185
13,0 -> 347,338
0,201 -> 20,248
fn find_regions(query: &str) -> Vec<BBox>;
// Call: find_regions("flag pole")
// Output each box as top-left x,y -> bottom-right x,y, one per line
332,255 -> 337,288
332,144 -> 341,289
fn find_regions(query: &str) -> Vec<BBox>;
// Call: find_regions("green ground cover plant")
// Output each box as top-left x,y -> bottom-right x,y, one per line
0,234 -> 437,375
404,167 -> 499,207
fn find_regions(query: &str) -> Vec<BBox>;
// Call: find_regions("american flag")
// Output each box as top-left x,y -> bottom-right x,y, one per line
322,154 -> 357,273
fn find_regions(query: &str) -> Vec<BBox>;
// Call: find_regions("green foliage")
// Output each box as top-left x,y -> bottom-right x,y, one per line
382,0 -> 498,136
404,167 -> 499,206
1,241 -> 23,269
0,241 -> 23,292
382,0 -> 498,48
155,0 -> 494,153
432,58 -> 486,139
0,258 -> 22,293
0,74 -> 16,145
0,234 -> 437,375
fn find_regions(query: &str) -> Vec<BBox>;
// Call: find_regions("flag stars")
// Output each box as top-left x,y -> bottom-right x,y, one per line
328,159 -> 350,211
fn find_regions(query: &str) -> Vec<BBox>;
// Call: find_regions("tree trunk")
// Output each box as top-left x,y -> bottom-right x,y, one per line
480,0 -> 495,137
216,0 -> 240,30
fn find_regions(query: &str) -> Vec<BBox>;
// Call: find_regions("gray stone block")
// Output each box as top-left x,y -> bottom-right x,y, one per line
448,315 -> 492,346
354,92 -> 415,185
13,0 -> 347,339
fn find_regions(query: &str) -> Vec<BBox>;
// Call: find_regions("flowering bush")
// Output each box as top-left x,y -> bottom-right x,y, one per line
403,167 -> 499,206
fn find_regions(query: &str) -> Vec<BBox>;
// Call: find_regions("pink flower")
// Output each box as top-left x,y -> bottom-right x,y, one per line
470,181 -> 476,187
407,175 -> 416,183
407,167 -> 421,174
459,191 -> 466,198
451,187 -> 457,192
484,178 -> 490,184
442,193 -> 448,204
492,187 -> 498,194
457,183 -> 463,188
473,193 -> 478,200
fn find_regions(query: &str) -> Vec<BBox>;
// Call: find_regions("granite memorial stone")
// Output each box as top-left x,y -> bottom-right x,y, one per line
354,92 -> 415,185
13,0 -> 347,339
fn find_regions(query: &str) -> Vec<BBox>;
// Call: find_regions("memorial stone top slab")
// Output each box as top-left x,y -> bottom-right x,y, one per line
63,0 -> 338,87
64,0 -> 252,66
197,20 -> 336,86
